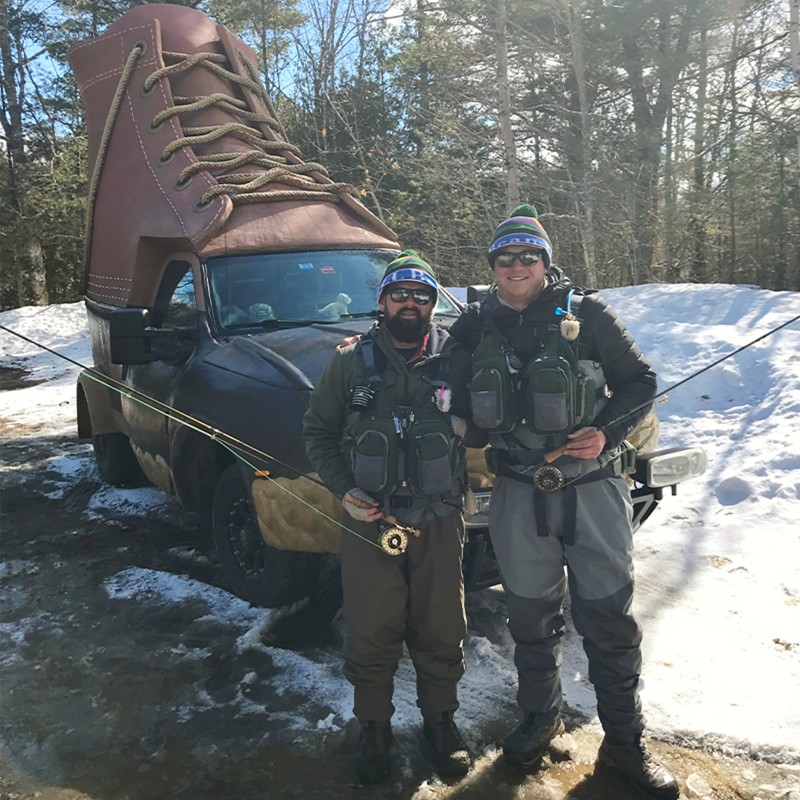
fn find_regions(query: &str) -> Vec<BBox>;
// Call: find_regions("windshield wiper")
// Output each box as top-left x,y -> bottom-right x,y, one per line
339,310 -> 380,319
224,318 -> 344,330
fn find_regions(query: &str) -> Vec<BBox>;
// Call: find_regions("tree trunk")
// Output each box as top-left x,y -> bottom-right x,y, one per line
790,0 -> 800,181
0,0 -> 48,307
495,0 -> 520,210
690,25 -> 708,283
16,239 -> 48,306
727,22 -> 739,283
565,0 -> 597,287
664,103 -> 675,281
620,0 -> 700,284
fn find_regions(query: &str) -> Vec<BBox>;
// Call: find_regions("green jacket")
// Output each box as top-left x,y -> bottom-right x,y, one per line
302,322 -> 470,525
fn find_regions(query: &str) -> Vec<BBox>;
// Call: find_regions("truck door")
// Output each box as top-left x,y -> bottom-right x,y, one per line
122,261 -> 198,493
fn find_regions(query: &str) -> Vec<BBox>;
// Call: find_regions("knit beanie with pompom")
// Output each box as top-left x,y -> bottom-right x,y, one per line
487,203 -> 553,268
376,249 -> 439,302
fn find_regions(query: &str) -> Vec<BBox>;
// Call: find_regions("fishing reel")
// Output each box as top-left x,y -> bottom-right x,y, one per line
533,465 -> 565,493
378,521 -> 416,555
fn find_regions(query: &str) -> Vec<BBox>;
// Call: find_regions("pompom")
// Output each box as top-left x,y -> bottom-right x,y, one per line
560,317 -> 581,341
511,203 -> 539,219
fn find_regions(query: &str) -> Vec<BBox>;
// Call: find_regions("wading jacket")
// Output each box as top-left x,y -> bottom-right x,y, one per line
449,268 -> 657,473
303,322 -> 470,526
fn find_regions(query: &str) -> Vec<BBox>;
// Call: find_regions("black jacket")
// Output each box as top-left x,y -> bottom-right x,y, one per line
448,268 -> 657,450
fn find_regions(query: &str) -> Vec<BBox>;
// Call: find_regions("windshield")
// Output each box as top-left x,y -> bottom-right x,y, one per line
206,249 -> 460,329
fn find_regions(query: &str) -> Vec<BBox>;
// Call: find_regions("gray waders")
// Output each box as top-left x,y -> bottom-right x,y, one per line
489,473 -> 645,742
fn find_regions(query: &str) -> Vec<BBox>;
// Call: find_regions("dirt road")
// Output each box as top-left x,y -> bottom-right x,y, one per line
1,409 -> 798,800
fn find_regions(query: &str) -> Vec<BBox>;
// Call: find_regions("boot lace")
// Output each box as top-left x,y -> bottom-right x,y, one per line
143,49 -> 358,207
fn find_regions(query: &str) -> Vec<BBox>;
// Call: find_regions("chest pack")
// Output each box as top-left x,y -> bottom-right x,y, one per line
345,337 -> 461,498
469,293 -> 604,436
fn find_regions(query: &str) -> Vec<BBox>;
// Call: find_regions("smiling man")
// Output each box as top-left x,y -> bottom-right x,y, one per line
449,205 -> 678,800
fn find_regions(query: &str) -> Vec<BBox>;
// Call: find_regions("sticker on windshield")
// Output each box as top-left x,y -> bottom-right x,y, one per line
298,262 -> 314,270
320,266 -> 336,274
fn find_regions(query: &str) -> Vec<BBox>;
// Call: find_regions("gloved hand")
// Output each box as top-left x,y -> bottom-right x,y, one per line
450,415 -> 468,439
342,487 -> 383,522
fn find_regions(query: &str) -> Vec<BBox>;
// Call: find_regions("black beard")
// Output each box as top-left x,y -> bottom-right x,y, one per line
383,309 -> 431,343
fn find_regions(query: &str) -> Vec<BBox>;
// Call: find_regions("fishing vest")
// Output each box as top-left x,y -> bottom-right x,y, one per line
344,336 -> 462,498
469,294 -> 607,443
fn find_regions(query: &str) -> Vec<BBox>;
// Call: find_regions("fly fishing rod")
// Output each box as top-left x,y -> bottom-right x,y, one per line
527,310 -> 800,492
0,322 -> 412,552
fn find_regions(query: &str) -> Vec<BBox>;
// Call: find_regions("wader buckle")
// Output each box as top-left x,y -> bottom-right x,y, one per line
533,465 -> 565,492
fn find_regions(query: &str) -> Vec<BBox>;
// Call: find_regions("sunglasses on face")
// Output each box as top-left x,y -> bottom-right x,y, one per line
493,251 -> 543,268
388,288 -> 434,305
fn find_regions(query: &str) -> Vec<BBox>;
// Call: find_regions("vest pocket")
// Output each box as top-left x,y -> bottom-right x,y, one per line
526,364 -> 574,433
352,421 -> 397,494
470,366 -> 515,432
412,431 -> 455,496
575,372 -> 596,425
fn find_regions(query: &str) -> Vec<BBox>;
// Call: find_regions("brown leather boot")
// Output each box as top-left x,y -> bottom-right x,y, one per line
68,4 -> 396,309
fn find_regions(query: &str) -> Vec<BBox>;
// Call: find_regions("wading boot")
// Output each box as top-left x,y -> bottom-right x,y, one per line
597,736 -> 680,800
354,720 -> 393,785
422,712 -> 473,779
502,712 -> 565,770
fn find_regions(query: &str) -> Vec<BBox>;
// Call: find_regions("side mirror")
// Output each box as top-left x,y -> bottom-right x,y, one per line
467,285 -> 491,303
109,308 -> 157,364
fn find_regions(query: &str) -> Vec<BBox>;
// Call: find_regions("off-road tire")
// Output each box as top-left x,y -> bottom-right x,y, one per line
211,463 -> 321,608
92,432 -> 149,487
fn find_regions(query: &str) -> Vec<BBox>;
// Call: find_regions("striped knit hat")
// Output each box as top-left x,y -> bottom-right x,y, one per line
487,203 -> 553,268
377,250 -> 439,302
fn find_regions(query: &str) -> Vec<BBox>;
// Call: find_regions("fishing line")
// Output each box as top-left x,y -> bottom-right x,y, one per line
0,322 -> 384,551
3,308 -> 799,529
544,310 -> 800,492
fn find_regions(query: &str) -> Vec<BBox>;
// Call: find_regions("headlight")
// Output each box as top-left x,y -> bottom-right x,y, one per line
635,447 -> 708,488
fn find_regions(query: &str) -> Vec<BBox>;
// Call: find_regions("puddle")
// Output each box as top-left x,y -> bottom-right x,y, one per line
0,366 -> 47,390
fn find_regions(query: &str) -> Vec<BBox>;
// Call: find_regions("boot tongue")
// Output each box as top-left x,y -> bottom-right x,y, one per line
106,4 -> 217,53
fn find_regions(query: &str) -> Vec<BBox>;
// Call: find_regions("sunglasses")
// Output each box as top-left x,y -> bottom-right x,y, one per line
493,251 -> 543,268
388,288 -> 434,305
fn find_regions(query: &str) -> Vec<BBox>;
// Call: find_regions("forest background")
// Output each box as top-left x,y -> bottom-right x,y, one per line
1,0 -> 799,310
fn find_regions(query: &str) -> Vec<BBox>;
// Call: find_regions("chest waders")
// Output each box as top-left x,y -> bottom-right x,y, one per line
345,337 -> 462,554
471,294 -> 632,544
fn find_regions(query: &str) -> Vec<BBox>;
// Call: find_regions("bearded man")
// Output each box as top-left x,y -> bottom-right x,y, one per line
302,251 -> 473,785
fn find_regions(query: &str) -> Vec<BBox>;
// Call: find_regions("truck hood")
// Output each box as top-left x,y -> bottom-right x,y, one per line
201,320 -> 374,390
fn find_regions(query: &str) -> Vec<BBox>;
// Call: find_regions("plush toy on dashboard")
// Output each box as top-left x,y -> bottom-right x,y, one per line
318,292 -> 353,319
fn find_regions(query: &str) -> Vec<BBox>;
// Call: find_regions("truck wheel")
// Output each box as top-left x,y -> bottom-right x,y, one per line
92,432 -> 148,487
212,464 -> 321,607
